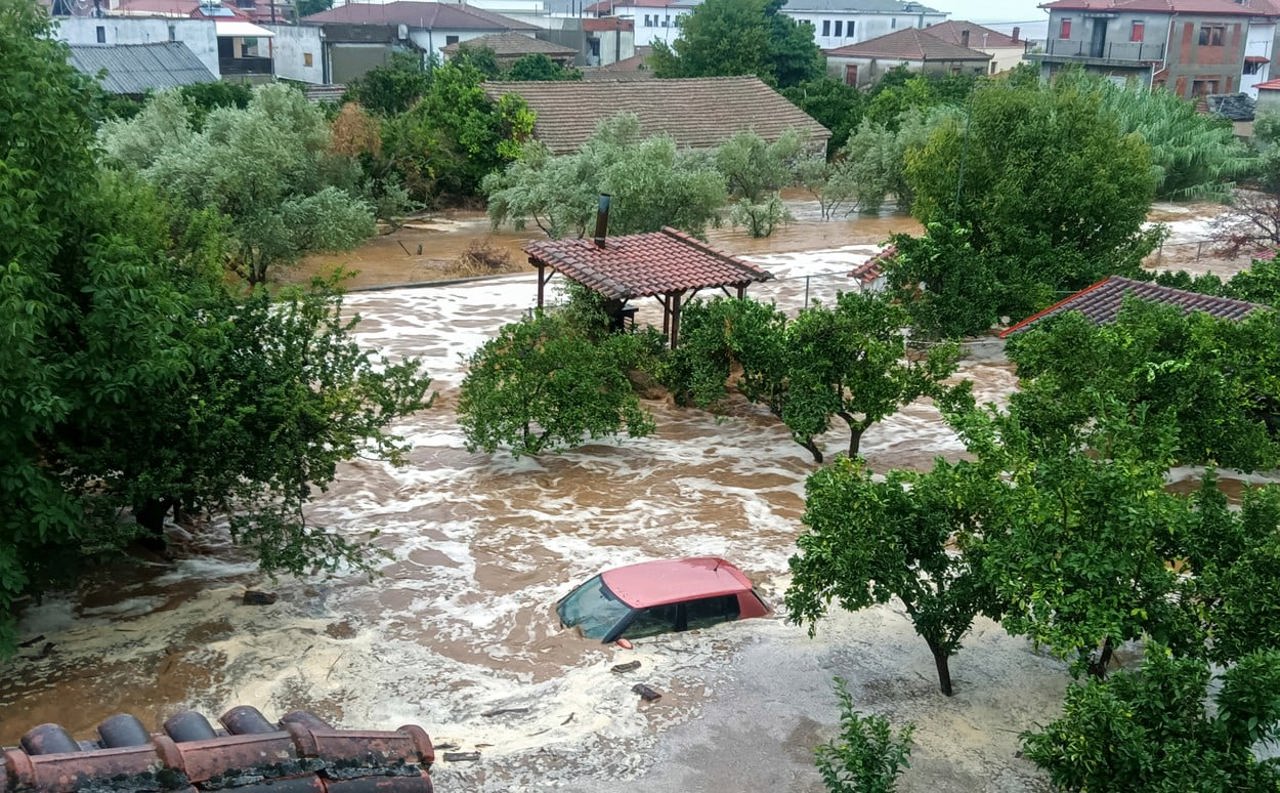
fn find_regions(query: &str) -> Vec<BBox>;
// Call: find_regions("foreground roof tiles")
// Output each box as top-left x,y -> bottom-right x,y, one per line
1039,0 -> 1279,16
1000,276 -> 1268,337
67,42 -> 216,94
0,705 -> 433,792
826,27 -> 992,61
525,227 -> 773,300
302,1 -> 537,30
483,76 -> 829,153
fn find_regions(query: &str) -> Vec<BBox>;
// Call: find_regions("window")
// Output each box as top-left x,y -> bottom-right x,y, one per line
623,604 -> 679,639
1130,20 -> 1144,42
890,17 -> 896,29
1059,18 -> 1071,39
990,61 -> 997,74
847,19 -> 855,37
1245,59 -> 1265,75
167,23 -> 176,41
95,25 -> 105,43
663,13 -> 669,27
684,595 -> 740,632
1199,24 -> 1225,46
643,14 -> 650,26
834,20 -> 842,37
822,19 -> 830,36
303,52 -> 313,67
445,35 -> 459,45
1192,78 -> 1219,95
844,63 -> 857,85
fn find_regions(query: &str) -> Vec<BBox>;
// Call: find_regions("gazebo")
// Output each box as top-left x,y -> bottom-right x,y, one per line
525,226 -> 773,348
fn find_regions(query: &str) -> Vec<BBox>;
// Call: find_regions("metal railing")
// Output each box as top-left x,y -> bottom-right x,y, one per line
219,56 -> 273,75
1039,38 -> 1165,63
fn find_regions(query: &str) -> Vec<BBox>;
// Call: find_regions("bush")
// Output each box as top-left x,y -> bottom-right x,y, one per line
815,678 -> 914,793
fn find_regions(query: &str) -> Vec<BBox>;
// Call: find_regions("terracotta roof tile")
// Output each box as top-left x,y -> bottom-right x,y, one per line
301,1 -> 537,31
483,76 -> 829,153
525,227 -> 773,299
1040,0 -> 1279,16
1000,276 -> 1268,337
924,20 -> 1024,49
849,244 -> 895,284
583,16 -> 634,31
442,31 -> 577,58
825,27 -> 992,61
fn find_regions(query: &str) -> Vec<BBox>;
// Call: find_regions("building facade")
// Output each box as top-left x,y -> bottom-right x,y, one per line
1033,0 -> 1278,99
583,0 -> 697,47
782,0 -> 946,51
55,15 -> 221,76
825,26 -> 990,88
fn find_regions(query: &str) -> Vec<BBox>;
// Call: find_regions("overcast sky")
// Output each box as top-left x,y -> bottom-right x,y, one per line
925,0 -> 1047,24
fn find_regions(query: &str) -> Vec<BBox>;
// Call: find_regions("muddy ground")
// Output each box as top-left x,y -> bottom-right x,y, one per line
0,199 -> 1258,792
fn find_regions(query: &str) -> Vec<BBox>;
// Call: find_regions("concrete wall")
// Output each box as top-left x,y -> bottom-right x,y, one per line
981,44 -> 1025,74
1166,15 -> 1247,97
826,54 -> 986,89
787,10 -> 945,50
1041,10 -> 1172,66
408,28 -> 500,59
589,28 -> 634,66
1242,20 -> 1274,97
264,23 -> 323,83
55,16 -> 220,76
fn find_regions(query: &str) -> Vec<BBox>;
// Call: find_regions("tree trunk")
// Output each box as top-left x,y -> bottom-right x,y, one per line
1087,637 -> 1115,680
928,640 -> 954,696
847,425 -> 865,458
799,436 -> 823,464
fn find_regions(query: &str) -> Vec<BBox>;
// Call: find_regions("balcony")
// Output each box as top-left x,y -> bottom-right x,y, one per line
1031,38 -> 1165,66
219,55 -> 273,75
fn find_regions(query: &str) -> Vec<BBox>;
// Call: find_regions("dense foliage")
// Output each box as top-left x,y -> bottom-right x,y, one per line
887,78 -> 1161,338
0,0 -> 432,651
649,0 -> 823,88
663,293 -> 963,462
787,458 -> 1003,695
505,53 -> 583,81
484,113 -> 727,239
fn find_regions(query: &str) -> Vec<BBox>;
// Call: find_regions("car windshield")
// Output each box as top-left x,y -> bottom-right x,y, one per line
556,574 -> 633,640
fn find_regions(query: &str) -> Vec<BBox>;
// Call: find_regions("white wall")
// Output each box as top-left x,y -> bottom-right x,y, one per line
263,23 -> 324,83
981,44 -> 1024,74
55,16 -> 220,76
592,27 -> 634,65
1242,21 -> 1275,97
786,10 -> 946,50
409,28 -> 526,58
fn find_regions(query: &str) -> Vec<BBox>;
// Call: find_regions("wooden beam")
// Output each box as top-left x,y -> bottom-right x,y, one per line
670,291 -> 684,349
661,293 -> 671,337
737,283 -> 746,299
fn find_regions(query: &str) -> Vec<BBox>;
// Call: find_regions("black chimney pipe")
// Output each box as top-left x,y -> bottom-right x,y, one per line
593,194 -> 612,247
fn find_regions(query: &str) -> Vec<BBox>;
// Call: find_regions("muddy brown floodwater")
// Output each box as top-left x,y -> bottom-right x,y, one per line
0,199 -> 1265,792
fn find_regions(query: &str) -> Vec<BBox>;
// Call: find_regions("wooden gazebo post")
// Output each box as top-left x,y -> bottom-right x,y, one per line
668,291 -> 683,349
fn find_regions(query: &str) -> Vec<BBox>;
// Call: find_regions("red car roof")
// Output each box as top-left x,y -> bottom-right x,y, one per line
600,557 -> 754,608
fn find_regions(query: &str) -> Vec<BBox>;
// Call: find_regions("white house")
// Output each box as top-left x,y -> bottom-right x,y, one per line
781,0 -> 947,51
54,15 -> 221,77
584,0 -> 699,47
301,1 -> 541,62
263,22 -> 324,83
1242,14 -> 1277,97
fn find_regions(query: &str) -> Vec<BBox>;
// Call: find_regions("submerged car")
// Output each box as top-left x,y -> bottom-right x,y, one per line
556,557 -> 771,643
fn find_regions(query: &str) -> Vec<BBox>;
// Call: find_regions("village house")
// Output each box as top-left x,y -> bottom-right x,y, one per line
582,0 -> 698,47
54,15 -> 220,76
482,75 -> 830,153
922,19 -> 1028,74
66,40 -> 218,94
1031,0 -> 1280,100
782,0 -> 947,50
825,26 -> 991,87
440,30 -> 578,66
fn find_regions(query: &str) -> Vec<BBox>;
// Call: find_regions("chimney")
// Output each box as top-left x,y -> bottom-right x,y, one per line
593,194 -> 611,248
960,29 -> 969,47
1012,26 -> 1020,41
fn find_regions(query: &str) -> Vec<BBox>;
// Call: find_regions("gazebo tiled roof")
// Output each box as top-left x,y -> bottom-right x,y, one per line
999,276 -> 1268,337
525,227 -> 772,300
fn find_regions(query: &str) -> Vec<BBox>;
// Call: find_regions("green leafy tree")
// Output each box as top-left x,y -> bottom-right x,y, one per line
504,53 -> 582,81
484,113 -> 727,239
890,78 -> 1162,338
815,678 -> 915,793
177,80 -> 253,128
343,52 -> 433,116
788,458 -> 1005,695
451,44 -> 501,79
296,0 -> 332,18
650,0 -> 822,88
666,293 -> 963,462
1023,648 -> 1280,791
458,307 -> 658,457
1005,302 -> 1280,471
781,77 -> 865,153
715,129 -> 806,203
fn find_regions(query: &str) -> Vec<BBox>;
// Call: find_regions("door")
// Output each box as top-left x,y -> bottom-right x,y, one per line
844,63 -> 858,86
1090,18 -> 1107,58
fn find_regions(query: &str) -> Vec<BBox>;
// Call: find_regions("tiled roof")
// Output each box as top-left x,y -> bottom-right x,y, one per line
583,16 -> 634,31
442,31 -> 577,58
1256,77 -> 1280,90
525,227 -> 773,300
2,705 -> 433,792
924,20 -> 1024,49
585,0 -> 698,10
67,42 -> 216,94
826,28 -> 993,61
302,1 -> 537,31
999,276 -> 1268,337
849,244 -> 895,285
483,76 -> 829,153
1040,0 -> 1279,16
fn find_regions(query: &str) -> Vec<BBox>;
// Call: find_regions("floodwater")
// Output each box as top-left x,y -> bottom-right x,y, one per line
0,199 -> 1259,791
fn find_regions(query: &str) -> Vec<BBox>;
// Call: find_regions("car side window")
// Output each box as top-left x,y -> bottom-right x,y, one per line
622,604 -> 679,639
684,594 -> 740,631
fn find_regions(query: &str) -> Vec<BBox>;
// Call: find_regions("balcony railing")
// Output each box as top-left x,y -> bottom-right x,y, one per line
1037,38 -> 1165,63
219,56 -> 273,75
